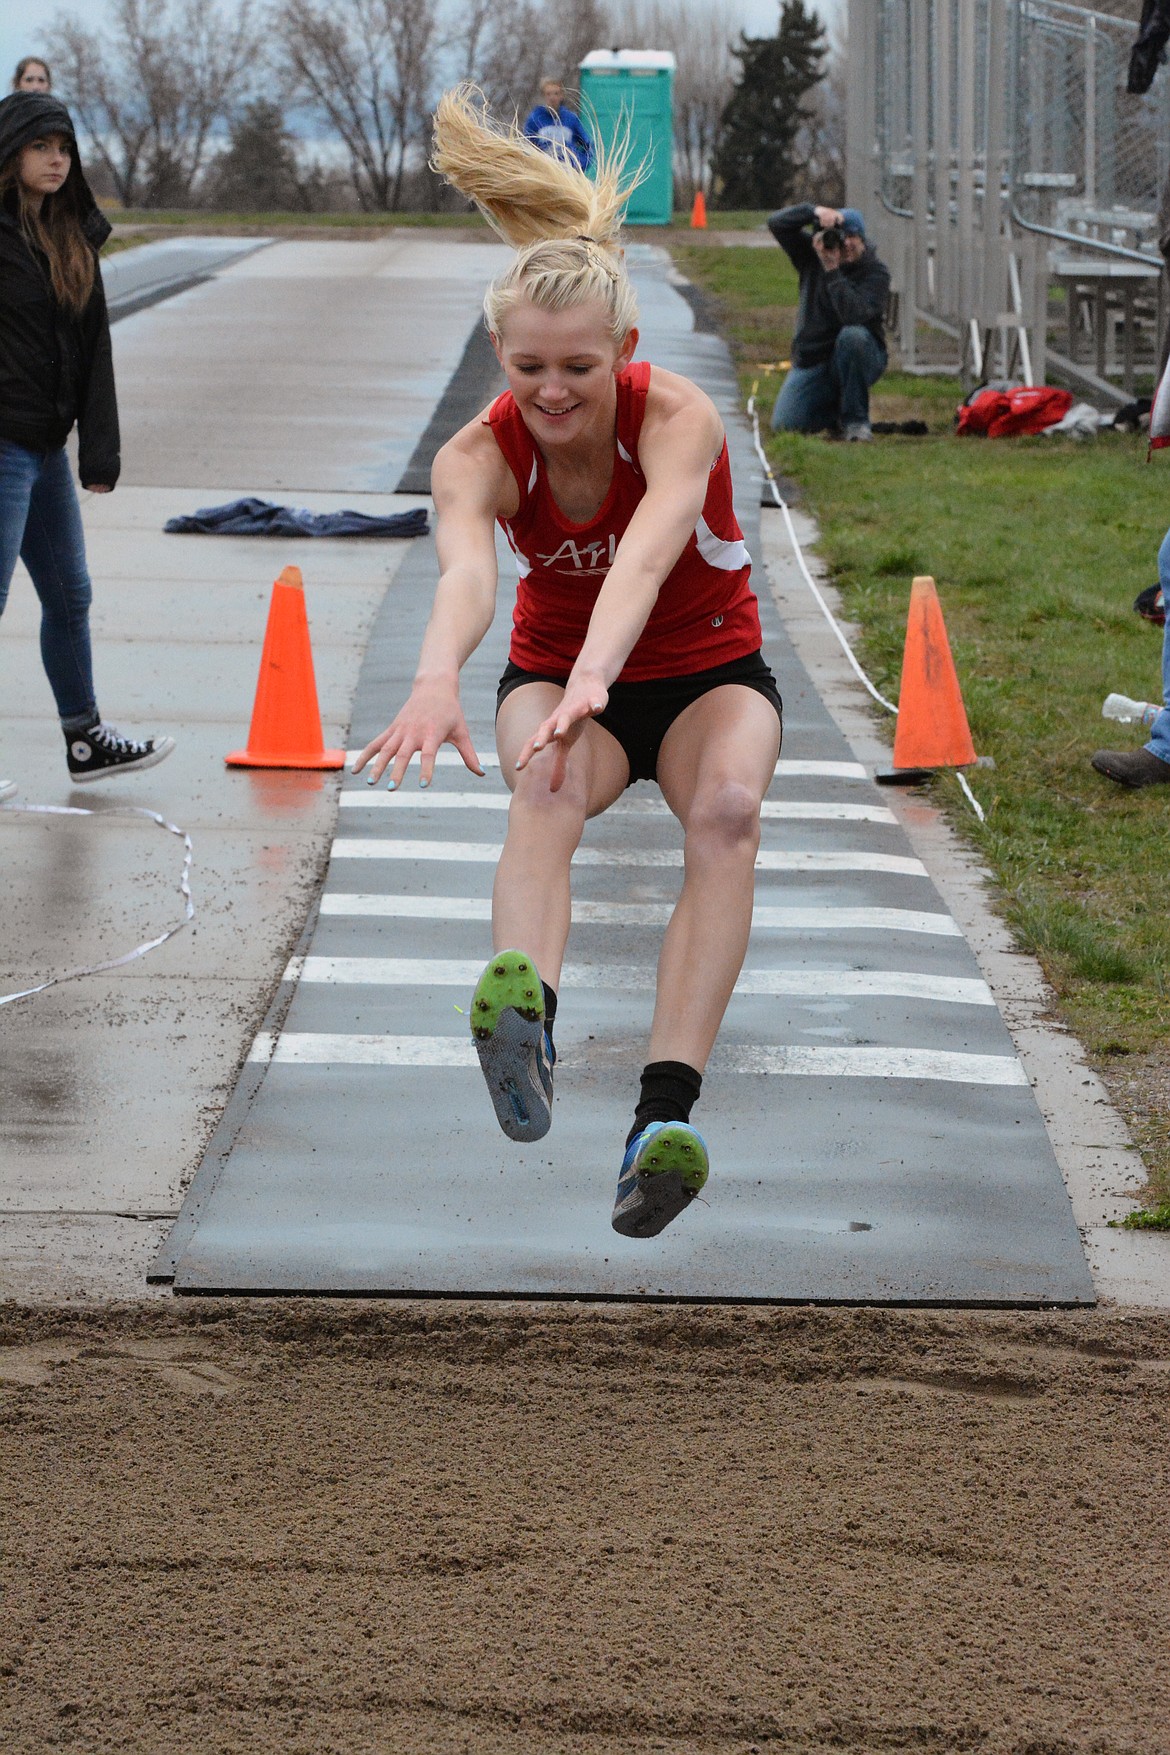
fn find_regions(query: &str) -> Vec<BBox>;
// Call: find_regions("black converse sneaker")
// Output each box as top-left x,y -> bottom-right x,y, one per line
65,720 -> 176,783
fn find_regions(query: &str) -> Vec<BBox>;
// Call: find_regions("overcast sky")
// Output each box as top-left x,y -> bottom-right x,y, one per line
2,0 -> 846,111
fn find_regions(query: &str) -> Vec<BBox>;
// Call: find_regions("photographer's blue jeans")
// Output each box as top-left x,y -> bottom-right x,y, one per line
0,440 -> 97,727
1145,524 -> 1170,763
770,325 -> 887,433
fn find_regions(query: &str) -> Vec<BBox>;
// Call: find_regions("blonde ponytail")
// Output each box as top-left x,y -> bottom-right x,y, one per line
431,84 -> 643,344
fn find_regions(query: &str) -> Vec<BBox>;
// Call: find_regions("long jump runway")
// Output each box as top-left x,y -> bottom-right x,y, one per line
157,249 -> 1093,1303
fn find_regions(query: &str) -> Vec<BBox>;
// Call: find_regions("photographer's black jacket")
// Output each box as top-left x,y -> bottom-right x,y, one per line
767,203 -> 890,369
1129,1 -> 1170,93
0,93 -> 120,487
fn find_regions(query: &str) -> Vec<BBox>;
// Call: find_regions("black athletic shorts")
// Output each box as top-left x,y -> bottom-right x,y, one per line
496,649 -> 784,786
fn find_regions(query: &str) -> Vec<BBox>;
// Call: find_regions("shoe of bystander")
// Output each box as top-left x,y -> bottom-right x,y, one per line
65,721 -> 176,783
1090,747 -> 1170,788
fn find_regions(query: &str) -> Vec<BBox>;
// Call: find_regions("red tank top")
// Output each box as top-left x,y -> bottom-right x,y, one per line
486,360 -> 762,681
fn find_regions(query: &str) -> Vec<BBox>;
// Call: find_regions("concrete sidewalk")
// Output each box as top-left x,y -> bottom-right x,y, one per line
0,234 -> 508,1301
0,486 -> 427,1298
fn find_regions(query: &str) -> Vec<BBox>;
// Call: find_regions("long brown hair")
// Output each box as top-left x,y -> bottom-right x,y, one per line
0,143 -> 95,314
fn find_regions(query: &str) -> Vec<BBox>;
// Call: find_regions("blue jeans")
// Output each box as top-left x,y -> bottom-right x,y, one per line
0,440 -> 97,728
1145,525 -> 1170,762
770,326 -> 887,433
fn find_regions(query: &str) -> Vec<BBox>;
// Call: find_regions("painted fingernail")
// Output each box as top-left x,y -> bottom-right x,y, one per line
386,778 -> 398,791
366,773 -> 376,785
420,777 -> 429,789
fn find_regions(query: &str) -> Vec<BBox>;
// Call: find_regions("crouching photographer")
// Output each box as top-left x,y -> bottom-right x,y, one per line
767,203 -> 890,441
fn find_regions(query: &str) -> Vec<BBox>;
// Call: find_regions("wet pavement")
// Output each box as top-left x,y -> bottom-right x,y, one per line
103,236 -> 272,320
0,236 -> 507,1300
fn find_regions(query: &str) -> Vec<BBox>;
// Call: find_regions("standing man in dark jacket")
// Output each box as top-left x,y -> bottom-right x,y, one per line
767,203 -> 890,440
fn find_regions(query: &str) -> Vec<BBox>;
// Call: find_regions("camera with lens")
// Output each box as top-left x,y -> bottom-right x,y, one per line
819,225 -> 844,250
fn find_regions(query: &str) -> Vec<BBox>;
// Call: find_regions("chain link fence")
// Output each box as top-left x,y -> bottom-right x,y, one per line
850,0 -> 1170,397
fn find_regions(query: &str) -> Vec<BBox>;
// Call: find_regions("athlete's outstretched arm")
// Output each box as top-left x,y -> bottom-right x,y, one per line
355,426 -> 509,787
516,383 -> 725,786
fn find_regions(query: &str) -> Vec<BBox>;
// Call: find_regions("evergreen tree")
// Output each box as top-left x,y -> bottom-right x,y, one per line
208,100 -> 305,212
711,0 -> 827,211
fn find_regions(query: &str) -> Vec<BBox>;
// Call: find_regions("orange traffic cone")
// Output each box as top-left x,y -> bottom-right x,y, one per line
226,566 -> 345,770
690,190 -> 707,229
877,576 -> 976,783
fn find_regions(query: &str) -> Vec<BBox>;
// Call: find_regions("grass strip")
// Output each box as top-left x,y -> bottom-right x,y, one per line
670,239 -> 1170,1218
99,207 -> 775,233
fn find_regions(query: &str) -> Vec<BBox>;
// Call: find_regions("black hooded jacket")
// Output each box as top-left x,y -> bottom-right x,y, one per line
0,92 -> 119,486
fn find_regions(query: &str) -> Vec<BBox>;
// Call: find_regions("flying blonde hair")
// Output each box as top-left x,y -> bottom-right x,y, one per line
430,84 -> 643,344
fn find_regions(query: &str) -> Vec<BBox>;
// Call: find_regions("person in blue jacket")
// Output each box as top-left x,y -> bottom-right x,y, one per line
522,79 -> 593,172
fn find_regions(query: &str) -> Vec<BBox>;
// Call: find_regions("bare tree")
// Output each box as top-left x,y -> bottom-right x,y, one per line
603,0 -> 738,201
46,0 -> 261,207
275,0 -> 440,211
445,0 -> 608,125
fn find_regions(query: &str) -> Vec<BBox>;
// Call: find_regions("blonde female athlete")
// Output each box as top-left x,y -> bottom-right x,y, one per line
356,88 -> 783,1238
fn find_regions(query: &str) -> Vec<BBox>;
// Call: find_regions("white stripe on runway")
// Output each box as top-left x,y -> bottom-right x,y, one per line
338,792 -> 898,824
346,750 -> 869,780
317,895 -> 963,935
330,838 -> 927,877
249,1031 -> 1025,1084
289,955 -> 993,1006
706,1045 -> 1029,1085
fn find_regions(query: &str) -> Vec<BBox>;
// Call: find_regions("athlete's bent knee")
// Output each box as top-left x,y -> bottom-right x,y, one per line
507,762 -> 588,832
685,780 -> 762,856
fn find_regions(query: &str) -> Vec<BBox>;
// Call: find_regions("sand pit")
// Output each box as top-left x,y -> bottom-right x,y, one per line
2,1301 -> 1168,1754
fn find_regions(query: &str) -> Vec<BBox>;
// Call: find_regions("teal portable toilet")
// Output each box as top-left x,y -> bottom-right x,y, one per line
578,49 -> 675,225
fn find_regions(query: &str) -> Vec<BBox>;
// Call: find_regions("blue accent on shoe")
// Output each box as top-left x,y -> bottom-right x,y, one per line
611,1122 -> 709,1239
470,951 -> 553,1142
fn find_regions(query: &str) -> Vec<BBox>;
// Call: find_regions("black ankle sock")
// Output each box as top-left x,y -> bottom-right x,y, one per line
625,1060 -> 702,1149
541,981 -> 557,1045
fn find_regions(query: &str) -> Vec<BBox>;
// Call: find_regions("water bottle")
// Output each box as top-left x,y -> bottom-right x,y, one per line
1102,692 -> 1159,726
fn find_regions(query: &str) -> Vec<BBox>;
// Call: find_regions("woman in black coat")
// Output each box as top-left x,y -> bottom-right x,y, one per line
0,91 -> 173,792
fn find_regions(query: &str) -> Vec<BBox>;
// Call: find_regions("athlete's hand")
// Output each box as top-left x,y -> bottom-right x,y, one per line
514,673 -> 609,793
353,680 -> 484,789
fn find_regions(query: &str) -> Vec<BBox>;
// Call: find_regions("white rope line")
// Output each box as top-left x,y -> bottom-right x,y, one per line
955,770 -> 986,823
0,800 -> 194,1008
748,389 -> 899,714
747,388 -> 984,822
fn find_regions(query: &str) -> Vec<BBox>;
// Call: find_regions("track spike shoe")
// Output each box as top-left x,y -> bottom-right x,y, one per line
470,949 -> 554,1142
611,1121 -> 709,1238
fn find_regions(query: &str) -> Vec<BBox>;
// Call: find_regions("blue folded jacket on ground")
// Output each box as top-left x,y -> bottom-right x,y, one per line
164,497 -> 429,538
